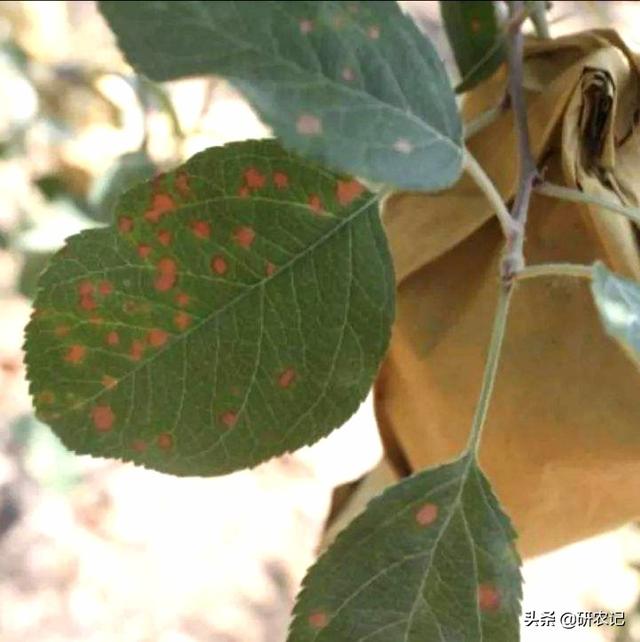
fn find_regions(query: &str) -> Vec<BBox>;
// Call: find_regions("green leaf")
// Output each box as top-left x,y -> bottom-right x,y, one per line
591,262 -> 640,365
24,139 -> 394,476
288,455 -> 522,642
98,0 -> 463,191
440,1 -> 505,93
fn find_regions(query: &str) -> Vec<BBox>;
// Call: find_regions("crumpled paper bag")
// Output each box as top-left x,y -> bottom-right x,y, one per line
325,30 -> 640,558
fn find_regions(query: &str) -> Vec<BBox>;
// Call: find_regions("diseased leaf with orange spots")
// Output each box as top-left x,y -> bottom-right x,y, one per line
288,455 -> 522,642
98,0 -> 462,191
24,139 -> 394,476
440,0 -> 506,93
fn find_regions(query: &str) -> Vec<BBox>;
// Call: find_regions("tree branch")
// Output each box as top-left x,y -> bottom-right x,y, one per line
500,0 -> 539,286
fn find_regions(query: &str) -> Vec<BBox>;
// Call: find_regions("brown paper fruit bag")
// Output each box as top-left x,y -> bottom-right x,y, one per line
324,30 -> 640,559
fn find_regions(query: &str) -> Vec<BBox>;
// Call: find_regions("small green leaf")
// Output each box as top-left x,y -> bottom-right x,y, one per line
591,262 -> 640,365
288,455 -> 522,642
440,1 -> 505,93
98,1 -> 463,191
24,139 -> 394,476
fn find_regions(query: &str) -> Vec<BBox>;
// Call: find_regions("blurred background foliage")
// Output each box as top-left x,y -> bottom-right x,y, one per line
0,2 -> 640,642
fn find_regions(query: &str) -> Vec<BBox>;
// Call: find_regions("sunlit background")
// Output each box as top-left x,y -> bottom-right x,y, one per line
0,2 -> 639,641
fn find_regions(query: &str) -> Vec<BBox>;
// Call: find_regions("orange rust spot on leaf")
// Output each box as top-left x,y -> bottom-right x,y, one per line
471,17 -> 481,33
102,375 -> 118,390
92,405 -> 115,432
191,220 -> 211,239
55,325 -> 70,337
221,411 -> 237,427
118,216 -> 134,233
78,283 -> 96,311
148,328 -> 169,347
65,344 -> 86,364
37,390 -> 55,404
152,192 -> 176,213
130,340 -> 145,361
233,226 -> 255,249
175,171 -> 191,198
79,293 -> 97,311
278,368 -> 296,388
266,261 -> 276,277
273,172 -> 289,189
478,583 -> 501,612
342,67 -> 354,82
415,502 -> 438,527
157,229 -> 172,246
336,179 -> 365,206
145,192 -> 176,223
98,281 -> 113,295
138,244 -> 152,258
78,280 -> 94,296
154,274 -> 176,292
176,292 -> 190,307
238,185 -> 250,198
89,315 -> 104,325
244,167 -> 266,189
308,612 -> 329,629
211,255 -> 228,275
106,331 -> 119,346
308,194 -> 322,213
155,257 -> 177,292
157,432 -> 173,450
299,18 -> 314,34
158,257 -> 176,273
296,114 -> 322,136
132,439 -> 147,453
174,311 -> 191,331
368,25 -> 380,39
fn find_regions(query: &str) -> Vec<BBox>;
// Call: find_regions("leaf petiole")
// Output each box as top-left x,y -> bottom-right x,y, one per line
535,181 -> 640,227
463,148 -> 520,239
465,285 -> 513,455
463,99 -> 508,139
516,262 -> 593,282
